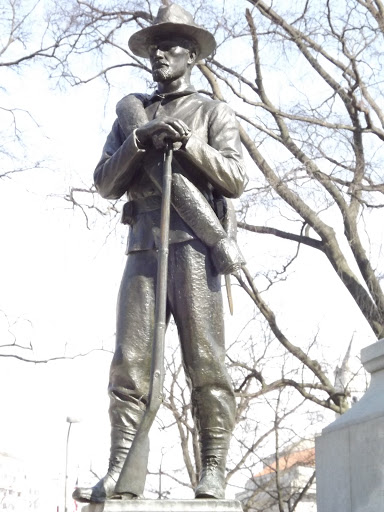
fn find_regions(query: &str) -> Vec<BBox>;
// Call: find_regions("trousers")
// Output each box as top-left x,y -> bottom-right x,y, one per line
108,238 -> 236,440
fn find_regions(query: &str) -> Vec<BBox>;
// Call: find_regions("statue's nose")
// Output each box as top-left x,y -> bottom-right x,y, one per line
154,47 -> 164,57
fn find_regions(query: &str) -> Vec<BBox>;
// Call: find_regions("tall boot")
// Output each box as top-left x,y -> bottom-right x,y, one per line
72,426 -> 135,503
73,391 -> 148,503
195,428 -> 231,500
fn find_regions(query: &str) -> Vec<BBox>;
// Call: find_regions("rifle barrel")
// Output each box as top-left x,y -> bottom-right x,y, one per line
114,142 -> 173,497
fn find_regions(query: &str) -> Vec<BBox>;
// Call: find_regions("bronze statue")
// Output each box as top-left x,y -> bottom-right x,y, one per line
73,3 -> 247,504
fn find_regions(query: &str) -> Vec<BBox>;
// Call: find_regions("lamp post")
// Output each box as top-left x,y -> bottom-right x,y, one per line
65,416 -> 81,512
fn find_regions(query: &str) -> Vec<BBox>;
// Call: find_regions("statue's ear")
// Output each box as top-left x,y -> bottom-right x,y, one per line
188,50 -> 197,66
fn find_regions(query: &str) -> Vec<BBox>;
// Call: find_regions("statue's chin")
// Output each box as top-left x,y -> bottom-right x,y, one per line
152,69 -> 172,82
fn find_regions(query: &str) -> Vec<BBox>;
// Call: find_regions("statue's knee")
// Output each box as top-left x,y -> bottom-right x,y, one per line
109,347 -> 151,399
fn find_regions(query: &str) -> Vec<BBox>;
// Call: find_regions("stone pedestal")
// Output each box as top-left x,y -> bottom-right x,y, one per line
316,339 -> 384,512
80,499 -> 243,512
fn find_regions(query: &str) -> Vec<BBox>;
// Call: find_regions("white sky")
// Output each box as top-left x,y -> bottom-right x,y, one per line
0,1 -> 381,509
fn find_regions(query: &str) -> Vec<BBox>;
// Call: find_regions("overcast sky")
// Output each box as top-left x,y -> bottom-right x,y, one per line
0,2 -> 379,507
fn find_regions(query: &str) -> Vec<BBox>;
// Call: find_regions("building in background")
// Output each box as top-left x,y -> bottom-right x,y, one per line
0,452 -> 41,511
0,451 -> 78,511
236,441 -> 316,512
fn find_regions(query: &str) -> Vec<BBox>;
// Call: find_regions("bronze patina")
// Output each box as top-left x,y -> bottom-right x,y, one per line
73,3 -> 247,504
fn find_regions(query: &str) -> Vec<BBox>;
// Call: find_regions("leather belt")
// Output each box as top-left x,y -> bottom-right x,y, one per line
121,196 -> 162,225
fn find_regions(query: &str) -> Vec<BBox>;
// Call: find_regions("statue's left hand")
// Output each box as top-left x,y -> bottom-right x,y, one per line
136,116 -> 191,150
152,132 -> 190,150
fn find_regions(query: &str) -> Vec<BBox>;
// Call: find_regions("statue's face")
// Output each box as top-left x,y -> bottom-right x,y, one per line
148,36 -> 196,83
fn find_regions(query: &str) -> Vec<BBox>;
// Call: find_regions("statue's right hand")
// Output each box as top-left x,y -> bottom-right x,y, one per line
136,117 -> 191,150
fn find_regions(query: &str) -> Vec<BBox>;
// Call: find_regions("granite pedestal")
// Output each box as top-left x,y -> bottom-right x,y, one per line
80,499 -> 243,512
316,339 -> 384,512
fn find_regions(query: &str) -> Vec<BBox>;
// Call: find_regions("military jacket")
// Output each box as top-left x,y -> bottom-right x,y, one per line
94,87 -> 247,253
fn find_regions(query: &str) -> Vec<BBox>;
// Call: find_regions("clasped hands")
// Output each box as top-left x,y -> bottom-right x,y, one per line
136,116 -> 191,151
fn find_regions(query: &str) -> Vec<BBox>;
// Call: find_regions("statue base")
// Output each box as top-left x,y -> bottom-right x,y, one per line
80,499 -> 243,512
316,339 -> 384,511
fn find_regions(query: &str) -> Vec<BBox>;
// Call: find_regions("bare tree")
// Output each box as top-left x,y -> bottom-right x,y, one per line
1,0 -> 380,509
0,310 -> 112,363
235,0 -> 384,337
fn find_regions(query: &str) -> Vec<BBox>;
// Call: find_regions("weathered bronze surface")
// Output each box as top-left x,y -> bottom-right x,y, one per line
73,3 -> 247,504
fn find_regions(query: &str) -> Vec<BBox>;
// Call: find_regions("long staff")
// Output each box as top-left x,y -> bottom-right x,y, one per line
114,142 -> 173,498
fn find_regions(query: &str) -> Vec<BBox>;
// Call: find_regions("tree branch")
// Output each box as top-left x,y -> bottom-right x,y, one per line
238,222 -> 324,251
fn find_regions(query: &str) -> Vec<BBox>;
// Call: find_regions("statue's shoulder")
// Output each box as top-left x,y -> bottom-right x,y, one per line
116,93 -> 150,109
191,93 -> 233,113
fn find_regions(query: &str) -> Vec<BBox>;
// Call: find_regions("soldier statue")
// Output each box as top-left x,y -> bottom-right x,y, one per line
73,3 -> 247,504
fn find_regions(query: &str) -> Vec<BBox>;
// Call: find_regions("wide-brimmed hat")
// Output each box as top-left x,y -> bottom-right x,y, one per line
128,3 -> 216,60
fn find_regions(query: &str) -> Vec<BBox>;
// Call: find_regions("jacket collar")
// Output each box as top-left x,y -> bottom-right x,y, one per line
148,86 -> 196,103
